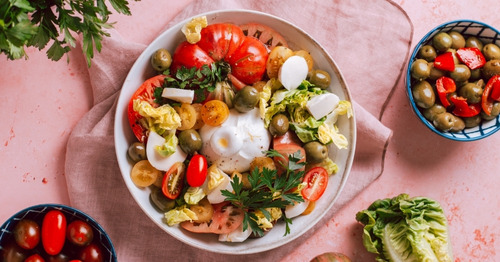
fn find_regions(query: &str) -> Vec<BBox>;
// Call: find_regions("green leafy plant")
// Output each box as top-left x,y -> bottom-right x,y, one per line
0,0 -> 138,66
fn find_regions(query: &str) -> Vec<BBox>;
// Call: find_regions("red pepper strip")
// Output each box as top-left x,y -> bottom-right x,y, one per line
435,76 -> 456,108
490,75 -> 500,101
433,52 -> 455,72
482,75 -> 500,115
450,96 -> 481,117
456,47 -> 486,70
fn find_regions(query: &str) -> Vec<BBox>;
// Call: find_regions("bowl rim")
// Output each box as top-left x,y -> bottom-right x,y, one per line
0,203 -> 117,261
113,8 -> 356,254
406,19 -> 500,142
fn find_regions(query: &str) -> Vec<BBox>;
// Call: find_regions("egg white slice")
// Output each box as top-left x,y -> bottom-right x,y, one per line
219,223 -> 253,242
145,130 -> 187,171
284,200 -> 310,218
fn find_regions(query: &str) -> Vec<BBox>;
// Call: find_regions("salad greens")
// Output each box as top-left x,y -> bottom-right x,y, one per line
356,194 -> 453,262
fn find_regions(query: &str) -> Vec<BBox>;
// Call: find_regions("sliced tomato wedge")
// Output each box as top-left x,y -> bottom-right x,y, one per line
240,23 -> 289,50
180,202 -> 244,234
162,162 -> 186,199
127,75 -> 165,143
301,167 -> 328,201
272,131 -> 306,173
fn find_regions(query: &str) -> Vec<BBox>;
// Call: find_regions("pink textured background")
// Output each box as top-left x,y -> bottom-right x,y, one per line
1,1 -> 499,261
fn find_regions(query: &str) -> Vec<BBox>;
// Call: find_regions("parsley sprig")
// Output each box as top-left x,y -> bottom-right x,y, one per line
0,0 -> 138,66
221,150 -> 306,237
156,61 -> 231,103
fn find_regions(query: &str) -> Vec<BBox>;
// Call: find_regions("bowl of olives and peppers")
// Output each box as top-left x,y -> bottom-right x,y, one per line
406,20 -> 500,141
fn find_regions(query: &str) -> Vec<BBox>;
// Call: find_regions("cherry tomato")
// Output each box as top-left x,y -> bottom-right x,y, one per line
13,219 -> 40,250
200,100 -> 229,126
127,74 -> 165,143
41,210 -> 67,256
130,160 -> 161,187
272,131 -> 306,174
161,162 -> 186,199
301,167 -> 329,201
173,103 -> 197,130
171,23 -> 268,86
79,243 -> 103,262
186,154 -> 208,187
24,254 -> 45,262
46,253 -> 70,262
66,220 -> 94,247
181,202 -> 244,234
188,198 -> 214,223
1,241 -> 27,262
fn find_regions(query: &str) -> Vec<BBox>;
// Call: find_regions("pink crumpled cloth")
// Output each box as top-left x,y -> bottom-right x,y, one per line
65,0 -> 412,261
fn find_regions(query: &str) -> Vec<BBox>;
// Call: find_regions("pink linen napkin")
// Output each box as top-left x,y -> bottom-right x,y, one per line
65,0 -> 412,261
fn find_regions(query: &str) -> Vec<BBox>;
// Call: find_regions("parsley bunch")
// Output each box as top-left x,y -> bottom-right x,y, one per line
0,0 -> 138,66
221,150 -> 306,237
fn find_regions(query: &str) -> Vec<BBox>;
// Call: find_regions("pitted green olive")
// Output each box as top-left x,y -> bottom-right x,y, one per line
449,31 -> 466,49
234,86 -> 259,113
433,32 -> 453,52
412,80 -> 435,109
411,59 -> 431,80
423,104 -> 446,122
151,48 -> 172,72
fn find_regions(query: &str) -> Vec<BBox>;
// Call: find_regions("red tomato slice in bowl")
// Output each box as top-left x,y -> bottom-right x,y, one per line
180,202 -> 244,234
272,131 -> 306,173
239,22 -> 289,50
127,74 -> 165,143
301,167 -> 328,201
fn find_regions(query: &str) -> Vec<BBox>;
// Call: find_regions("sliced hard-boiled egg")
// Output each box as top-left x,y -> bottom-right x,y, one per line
161,88 -> 195,104
306,93 -> 340,120
284,200 -> 310,218
278,55 -> 309,90
218,223 -> 253,242
145,130 -> 187,171
206,171 -> 232,204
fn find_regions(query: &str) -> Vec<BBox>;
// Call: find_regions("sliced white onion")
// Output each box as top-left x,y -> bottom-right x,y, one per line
145,130 -> 187,171
278,55 -> 309,90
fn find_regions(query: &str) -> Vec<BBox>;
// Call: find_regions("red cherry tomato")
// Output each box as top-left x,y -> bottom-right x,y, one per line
127,74 -> 165,143
301,167 -> 329,201
41,210 -> 67,256
13,219 -> 40,250
162,162 -> 186,199
66,220 -> 94,246
1,241 -> 27,262
180,202 -> 244,234
79,243 -> 103,262
186,154 -> 208,187
171,23 -> 268,86
25,254 -> 45,262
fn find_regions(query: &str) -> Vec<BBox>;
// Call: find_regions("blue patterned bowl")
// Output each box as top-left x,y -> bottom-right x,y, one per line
406,20 -> 500,141
0,204 -> 117,261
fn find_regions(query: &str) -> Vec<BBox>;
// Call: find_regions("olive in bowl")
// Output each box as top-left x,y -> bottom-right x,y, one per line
406,20 -> 500,141
0,204 -> 117,262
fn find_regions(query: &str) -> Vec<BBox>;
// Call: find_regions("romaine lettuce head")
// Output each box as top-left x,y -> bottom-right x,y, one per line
356,194 -> 453,262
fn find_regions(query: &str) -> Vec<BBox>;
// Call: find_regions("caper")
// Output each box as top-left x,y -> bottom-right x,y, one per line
418,45 -> 437,62
128,142 -> 147,162
269,113 -> 289,136
149,187 -> 175,212
178,129 -> 202,155
308,69 -> 331,89
449,31 -> 466,49
412,80 -> 435,109
304,141 -> 329,163
411,59 -> 431,80
151,48 -> 172,72
234,86 -> 259,113
433,32 -> 453,52
433,112 -> 455,131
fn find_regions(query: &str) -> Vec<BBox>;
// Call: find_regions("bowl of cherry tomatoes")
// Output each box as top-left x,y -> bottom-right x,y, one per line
0,204 -> 117,262
406,20 -> 500,141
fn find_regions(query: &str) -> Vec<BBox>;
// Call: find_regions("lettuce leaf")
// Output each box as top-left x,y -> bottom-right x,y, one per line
356,194 -> 453,262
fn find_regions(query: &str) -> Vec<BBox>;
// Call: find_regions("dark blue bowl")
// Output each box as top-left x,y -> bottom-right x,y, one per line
406,20 -> 500,141
0,204 -> 117,261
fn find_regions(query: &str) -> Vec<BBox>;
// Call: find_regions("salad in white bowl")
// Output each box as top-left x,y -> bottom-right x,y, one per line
115,10 -> 355,254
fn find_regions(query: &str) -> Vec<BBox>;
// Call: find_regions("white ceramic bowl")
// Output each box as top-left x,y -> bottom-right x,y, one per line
114,9 -> 356,254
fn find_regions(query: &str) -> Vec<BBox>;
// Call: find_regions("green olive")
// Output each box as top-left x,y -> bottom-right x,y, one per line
433,112 -> 455,131
128,142 -> 146,162
481,102 -> 500,120
304,141 -> 329,163
458,80 -> 483,104
269,113 -> 289,136
463,115 -> 481,128
469,68 -> 482,81
412,80 -> 435,109
308,69 -> 331,89
418,45 -> 437,62
411,59 -> 431,80
423,104 -> 446,122
450,64 -> 471,83
448,31 -> 466,49
433,32 -> 453,52
151,48 -> 172,72
465,36 -> 484,50
178,129 -> 202,155
149,187 -> 175,212
483,43 -> 500,60
450,116 -> 465,132
234,86 -> 259,113
481,59 -> 500,80
428,62 -> 445,81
